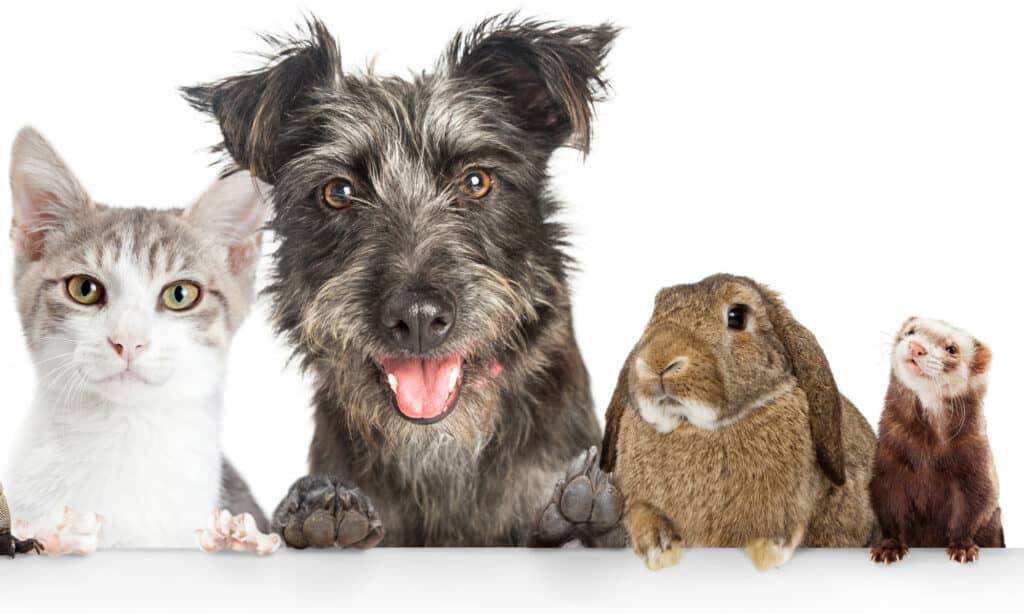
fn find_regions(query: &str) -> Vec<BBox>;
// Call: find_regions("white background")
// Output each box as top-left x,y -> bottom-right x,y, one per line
1,0 -> 1022,611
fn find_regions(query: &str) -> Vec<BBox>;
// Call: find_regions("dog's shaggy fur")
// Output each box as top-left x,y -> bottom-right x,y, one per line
184,15 -> 620,546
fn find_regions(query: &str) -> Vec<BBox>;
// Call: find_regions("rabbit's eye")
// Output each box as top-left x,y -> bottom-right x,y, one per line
727,305 -> 750,331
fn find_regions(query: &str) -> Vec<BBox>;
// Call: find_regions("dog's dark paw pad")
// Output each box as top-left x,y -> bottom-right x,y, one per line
272,474 -> 385,549
591,480 -> 624,532
533,446 -> 627,547
537,499 -> 575,544
560,475 -> 595,523
302,510 -> 338,548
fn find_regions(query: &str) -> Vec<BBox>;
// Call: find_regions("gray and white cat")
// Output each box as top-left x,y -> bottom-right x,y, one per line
5,127 -> 268,548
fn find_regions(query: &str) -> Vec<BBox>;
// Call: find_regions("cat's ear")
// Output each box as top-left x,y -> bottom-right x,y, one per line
9,127 -> 93,261
185,170 -> 268,277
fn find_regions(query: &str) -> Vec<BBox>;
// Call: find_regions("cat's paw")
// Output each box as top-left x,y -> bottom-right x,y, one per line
272,475 -> 384,549
947,541 -> 979,564
534,446 -> 626,547
870,539 -> 909,564
745,537 -> 794,571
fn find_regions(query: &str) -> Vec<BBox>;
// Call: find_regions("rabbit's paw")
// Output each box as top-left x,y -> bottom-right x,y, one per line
625,502 -> 682,570
745,538 -> 794,571
946,541 -> 979,564
642,537 -> 683,570
870,539 -> 908,564
272,475 -> 384,549
534,446 -> 626,547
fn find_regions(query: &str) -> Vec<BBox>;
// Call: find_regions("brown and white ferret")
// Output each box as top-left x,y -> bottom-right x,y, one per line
869,317 -> 1005,564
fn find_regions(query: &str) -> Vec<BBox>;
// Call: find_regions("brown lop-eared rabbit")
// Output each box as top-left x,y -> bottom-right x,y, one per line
601,274 -> 878,570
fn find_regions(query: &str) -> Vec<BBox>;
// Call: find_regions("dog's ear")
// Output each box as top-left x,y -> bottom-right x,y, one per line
752,280 -> 847,486
447,15 -> 618,154
182,18 -> 340,183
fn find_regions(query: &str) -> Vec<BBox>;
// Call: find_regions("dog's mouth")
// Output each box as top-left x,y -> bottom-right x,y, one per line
377,355 -> 464,423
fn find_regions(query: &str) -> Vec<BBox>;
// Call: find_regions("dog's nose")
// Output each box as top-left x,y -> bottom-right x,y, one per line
909,341 -> 928,358
381,287 -> 456,354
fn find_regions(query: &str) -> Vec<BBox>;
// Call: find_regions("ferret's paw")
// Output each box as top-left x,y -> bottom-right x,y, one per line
533,446 -> 626,547
870,539 -> 908,564
745,538 -> 794,571
947,542 -> 979,564
272,475 -> 384,550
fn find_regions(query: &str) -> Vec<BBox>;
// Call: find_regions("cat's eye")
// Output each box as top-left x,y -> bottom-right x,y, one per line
322,178 -> 354,209
161,281 -> 202,311
66,275 -> 105,306
459,169 -> 493,199
727,304 -> 750,331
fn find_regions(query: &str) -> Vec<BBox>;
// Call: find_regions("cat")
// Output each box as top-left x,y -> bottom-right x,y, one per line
4,127 -> 269,548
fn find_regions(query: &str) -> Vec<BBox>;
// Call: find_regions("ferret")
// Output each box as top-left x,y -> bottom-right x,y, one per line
869,317 -> 1005,564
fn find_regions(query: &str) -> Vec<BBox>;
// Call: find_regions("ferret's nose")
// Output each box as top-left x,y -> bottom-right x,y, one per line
909,341 -> 928,358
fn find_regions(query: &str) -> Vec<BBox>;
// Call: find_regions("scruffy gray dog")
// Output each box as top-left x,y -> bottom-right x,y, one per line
184,14 -> 624,547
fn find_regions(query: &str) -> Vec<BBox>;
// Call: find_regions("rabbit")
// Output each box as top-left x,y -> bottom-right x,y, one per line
601,274 -> 878,570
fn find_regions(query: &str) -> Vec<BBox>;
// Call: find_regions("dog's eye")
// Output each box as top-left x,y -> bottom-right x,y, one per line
66,275 -> 104,306
727,304 -> 750,331
322,178 -> 354,209
946,345 -> 958,356
460,169 -> 493,199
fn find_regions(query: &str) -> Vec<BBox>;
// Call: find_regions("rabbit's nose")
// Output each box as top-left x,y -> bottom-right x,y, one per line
659,357 -> 689,380
909,341 -> 928,358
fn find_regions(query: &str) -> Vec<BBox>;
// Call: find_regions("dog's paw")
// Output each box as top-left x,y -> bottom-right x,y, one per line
534,446 -> 626,547
947,541 -> 979,564
870,539 -> 909,564
272,475 -> 384,549
745,538 -> 794,571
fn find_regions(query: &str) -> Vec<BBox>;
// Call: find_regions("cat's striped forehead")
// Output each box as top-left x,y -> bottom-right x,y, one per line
62,206 -> 211,277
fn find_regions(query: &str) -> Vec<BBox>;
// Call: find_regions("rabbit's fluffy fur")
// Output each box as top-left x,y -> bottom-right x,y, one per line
602,274 -> 877,570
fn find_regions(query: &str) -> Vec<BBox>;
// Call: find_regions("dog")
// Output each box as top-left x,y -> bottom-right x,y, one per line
183,15 -> 624,547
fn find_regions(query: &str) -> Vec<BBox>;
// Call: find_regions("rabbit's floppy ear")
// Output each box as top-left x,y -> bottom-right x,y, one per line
754,282 -> 846,486
600,350 -> 634,473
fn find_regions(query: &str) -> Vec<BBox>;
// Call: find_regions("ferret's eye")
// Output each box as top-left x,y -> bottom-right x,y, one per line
161,281 -> 201,311
727,305 -> 750,331
946,345 -> 958,356
459,169 -> 493,199
322,178 -> 354,209
907,328 -> 916,336
66,275 -> 104,306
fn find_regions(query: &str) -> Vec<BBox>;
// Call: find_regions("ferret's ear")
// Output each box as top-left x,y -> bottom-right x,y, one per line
181,17 -> 341,183
185,170 -> 268,277
971,342 -> 992,376
447,15 -> 619,155
9,127 -> 93,261
753,280 -> 847,486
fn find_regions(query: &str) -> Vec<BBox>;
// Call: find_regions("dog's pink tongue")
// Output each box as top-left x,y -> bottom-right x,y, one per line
383,356 -> 463,420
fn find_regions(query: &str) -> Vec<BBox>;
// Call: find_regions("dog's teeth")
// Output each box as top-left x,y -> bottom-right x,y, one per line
448,369 -> 458,393
387,373 -> 398,393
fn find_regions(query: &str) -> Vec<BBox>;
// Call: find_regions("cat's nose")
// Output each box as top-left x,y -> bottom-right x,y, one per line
109,336 -> 148,362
